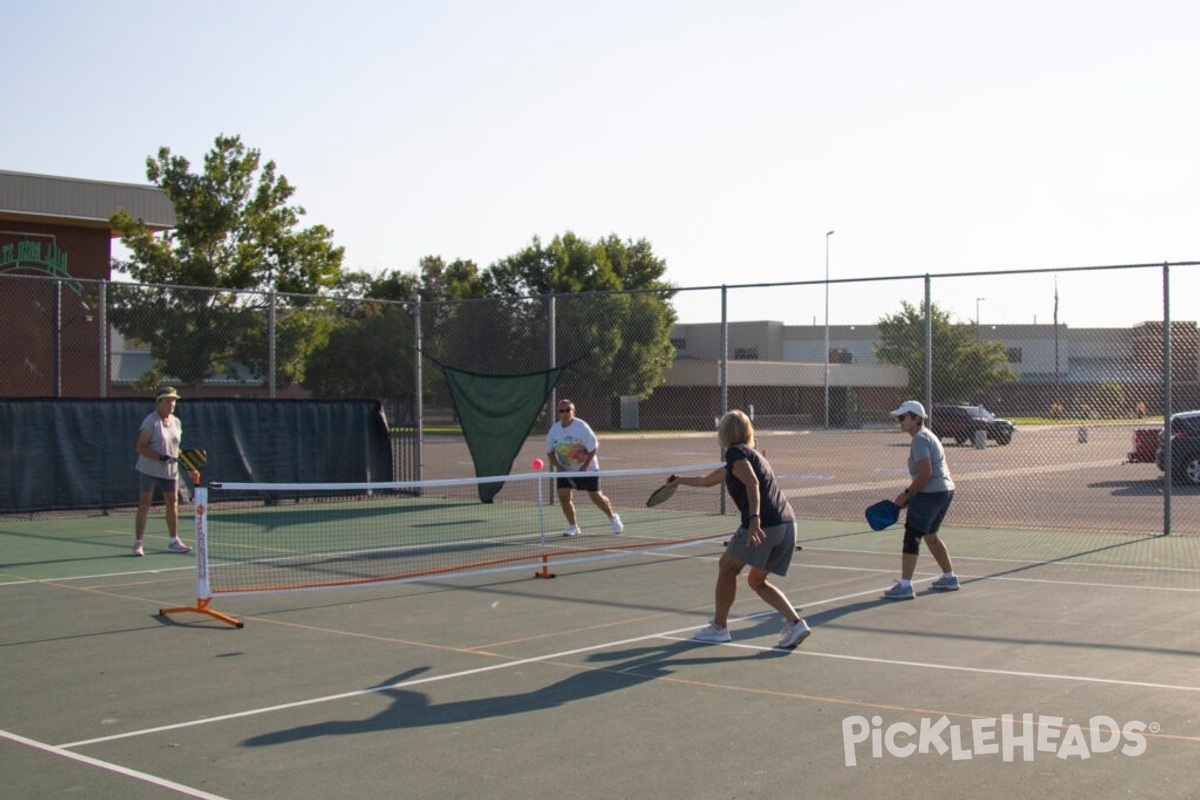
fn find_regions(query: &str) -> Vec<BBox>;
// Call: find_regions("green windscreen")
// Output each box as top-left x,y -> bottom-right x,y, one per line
439,362 -> 565,502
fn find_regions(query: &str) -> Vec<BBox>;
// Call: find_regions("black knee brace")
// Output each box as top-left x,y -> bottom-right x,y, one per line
902,527 -> 923,555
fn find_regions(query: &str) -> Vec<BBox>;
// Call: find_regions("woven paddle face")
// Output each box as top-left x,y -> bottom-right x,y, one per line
645,482 -> 678,508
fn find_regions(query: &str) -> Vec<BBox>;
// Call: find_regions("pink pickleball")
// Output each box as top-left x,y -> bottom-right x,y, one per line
531,458 -> 544,471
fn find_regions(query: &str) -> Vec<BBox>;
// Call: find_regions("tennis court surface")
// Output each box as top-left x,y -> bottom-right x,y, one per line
3,490 -> 1199,800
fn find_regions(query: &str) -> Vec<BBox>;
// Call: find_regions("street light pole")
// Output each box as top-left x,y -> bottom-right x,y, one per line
976,297 -> 985,340
824,230 -> 835,429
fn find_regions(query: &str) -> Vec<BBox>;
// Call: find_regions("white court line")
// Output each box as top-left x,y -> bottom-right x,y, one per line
803,651 -> 1200,692
797,565 -> 1200,595
797,544 -> 1200,577
58,574 -> 1199,751
784,458 -> 1127,498
651,637 -> 1200,694
661,546 -> 1200,586
973,573 -> 1200,592
0,729 -> 234,800
0,563 -> 195,587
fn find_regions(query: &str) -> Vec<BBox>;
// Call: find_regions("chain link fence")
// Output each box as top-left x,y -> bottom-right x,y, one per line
2,263 -> 1197,534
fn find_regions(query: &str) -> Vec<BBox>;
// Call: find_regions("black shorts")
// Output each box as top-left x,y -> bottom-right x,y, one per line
556,474 -> 600,492
905,490 -> 954,535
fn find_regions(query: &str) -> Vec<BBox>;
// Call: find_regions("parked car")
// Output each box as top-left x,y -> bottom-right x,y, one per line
929,403 -> 1015,446
1155,410 -> 1200,485
1126,427 -> 1161,463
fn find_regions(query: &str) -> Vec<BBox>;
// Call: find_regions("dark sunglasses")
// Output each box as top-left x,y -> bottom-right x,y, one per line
557,407 -> 572,414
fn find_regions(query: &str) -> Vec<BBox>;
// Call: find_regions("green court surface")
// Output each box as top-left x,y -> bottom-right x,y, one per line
800,520 -> 1200,574
2,502 -> 1198,799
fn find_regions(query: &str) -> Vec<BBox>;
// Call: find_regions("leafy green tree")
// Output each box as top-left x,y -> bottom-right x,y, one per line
303,257 -> 492,415
301,235 -> 676,422
303,269 -> 419,408
874,301 -> 1017,402
481,232 -> 678,405
109,134 -> 344,389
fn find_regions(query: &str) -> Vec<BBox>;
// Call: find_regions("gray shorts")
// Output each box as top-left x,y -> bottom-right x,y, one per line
138,471 -> 177,497
904,490 -> 954,535
724,520 -> 796,577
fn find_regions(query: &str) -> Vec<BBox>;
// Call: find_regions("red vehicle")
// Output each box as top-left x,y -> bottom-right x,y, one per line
1126,428 -> 1161,464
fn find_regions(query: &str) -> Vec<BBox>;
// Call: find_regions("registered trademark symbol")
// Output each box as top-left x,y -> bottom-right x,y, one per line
1149,722 -> 1161,733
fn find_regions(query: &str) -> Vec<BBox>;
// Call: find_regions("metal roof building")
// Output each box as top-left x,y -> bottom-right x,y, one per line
0,170 -> 175,231
1,170 -> 175,397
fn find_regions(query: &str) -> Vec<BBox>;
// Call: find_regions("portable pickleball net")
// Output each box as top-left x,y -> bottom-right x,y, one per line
159,462 -> 731,626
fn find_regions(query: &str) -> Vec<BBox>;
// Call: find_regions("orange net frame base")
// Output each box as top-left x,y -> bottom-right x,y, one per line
156,483 -> 243,627
159,597 -> 243,628
534,553 -> 556,579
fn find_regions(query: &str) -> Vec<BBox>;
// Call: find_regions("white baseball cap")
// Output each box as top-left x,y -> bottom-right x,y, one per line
891,400 -> 927,418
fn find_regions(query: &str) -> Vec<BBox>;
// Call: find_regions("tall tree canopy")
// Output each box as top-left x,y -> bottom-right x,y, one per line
109,134 -> 344,389
109,136 -> 675,422
303,258 -> 481,412
303,268 -> 421,416
874,301 -> 1017,402
429,232 -> 678,408
306,234 -> 678,427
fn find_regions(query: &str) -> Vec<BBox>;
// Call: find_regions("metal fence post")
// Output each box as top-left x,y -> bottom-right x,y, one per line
924,275 -> 932,411
267,290 -> 277,398
414,299 -> 423,484
98,280 -> 107,398
548,294 -> 557,412
1162,262 -> 1172,535
719,285 -> 728,515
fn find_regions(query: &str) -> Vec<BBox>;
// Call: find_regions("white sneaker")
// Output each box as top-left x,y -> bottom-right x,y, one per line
777,619 -> 812,649
132,541 -> 144,557
168,539 -> 192,553
610,514 -> 623,534
693,622 -> 732,643
562,524 -> 580,538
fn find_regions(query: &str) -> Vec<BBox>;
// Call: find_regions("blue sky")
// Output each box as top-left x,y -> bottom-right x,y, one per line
5,0 -> 1197,329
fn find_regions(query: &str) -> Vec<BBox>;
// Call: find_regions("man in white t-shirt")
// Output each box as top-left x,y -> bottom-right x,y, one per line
544,398 -> 622,537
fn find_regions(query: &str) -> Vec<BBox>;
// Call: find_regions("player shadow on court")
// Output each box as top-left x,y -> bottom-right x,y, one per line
728,604 -> 883,638
1089,478 -> 1196,496
241,642 -> 767,747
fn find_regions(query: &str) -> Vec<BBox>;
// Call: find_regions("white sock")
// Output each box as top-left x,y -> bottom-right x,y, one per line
944,572 -> 956,579
899,579 -> 912,588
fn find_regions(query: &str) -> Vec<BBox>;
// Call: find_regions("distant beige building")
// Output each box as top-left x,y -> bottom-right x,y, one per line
635,319 -> 1199,429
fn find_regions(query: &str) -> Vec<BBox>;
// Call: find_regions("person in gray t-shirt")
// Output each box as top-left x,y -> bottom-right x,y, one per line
882,401 -> 959,600
132,387 -> 192,557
